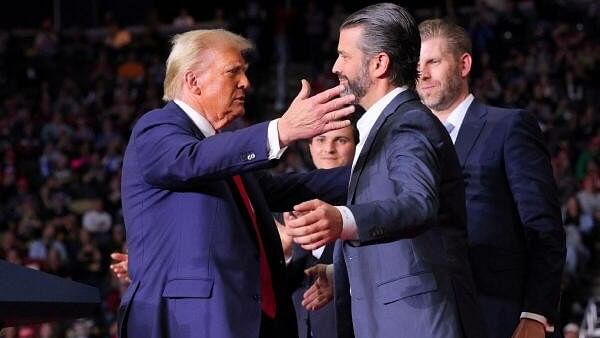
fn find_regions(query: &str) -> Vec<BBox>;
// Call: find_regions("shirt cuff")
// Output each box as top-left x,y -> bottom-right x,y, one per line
312,246 -> 325,259
268,119 -> 287,159
520,312 -> 554,333
335,206 -> 359,240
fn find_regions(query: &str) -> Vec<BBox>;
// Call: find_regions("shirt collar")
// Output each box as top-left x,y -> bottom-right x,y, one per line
352,86 -> 407,169
445,93 -> 474,134
356,86 -> 407,139
174,99 -> 216,137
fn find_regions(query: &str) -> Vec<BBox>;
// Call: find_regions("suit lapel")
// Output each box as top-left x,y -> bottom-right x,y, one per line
347,90 -> 420,203
168,101 -> 206,139
454,98 -> 487,166
169,102 -> 265,246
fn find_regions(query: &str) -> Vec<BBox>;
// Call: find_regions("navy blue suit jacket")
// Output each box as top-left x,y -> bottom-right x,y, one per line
457,99 -> 565,337
119,102 -> 348,338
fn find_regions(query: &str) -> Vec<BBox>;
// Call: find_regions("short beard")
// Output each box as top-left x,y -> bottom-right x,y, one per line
340,60 -> 371,103
423,68 -> 462,111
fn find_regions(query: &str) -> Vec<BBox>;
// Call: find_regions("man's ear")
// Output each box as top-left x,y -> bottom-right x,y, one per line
184,71 -> 202,95
372,52 -> 390,79
459,53 -> 472,78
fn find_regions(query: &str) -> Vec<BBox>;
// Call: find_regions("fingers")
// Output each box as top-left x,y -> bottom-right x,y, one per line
293,199 -> 322,213
312,84 -> 351,104
110,252 -> 128,262
302,279 -> 333,311
292,79 -> 311,103
275,219 -> 293,255
321,96 -> 356,115
302,283 -> 321,303
293,230 -> 328,245
285,219 -> 326,240
300,238 -> 330,251
302,285 -> 324,310
323,104 -> 355,122
304,264 -> 327,279
276,221 -> 292,240
110,261 -> 128,273
285,211 -> 322,231
322,120 -> 352,133
304,265 -> 320,278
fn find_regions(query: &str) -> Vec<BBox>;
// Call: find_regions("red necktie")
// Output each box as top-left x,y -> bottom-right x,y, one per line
232,174 -> 277,318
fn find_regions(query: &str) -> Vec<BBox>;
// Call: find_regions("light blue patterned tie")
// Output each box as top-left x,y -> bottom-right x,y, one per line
443,121 -> 455,134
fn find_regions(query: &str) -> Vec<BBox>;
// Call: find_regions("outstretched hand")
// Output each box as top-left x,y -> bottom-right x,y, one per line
110,252 -> 130,283
302,264 -> 333,311
278,80 -> 355,146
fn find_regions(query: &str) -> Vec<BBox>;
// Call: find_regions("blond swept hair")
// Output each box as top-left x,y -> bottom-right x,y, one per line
418,19 -> 472,57
162,29 -> 253,101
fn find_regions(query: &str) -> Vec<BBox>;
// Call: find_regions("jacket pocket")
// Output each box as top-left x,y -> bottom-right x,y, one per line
376,272 -> 437,304
162,278 -> 214,298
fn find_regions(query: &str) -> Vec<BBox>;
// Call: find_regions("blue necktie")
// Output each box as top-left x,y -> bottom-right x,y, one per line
443,121 -> 455,134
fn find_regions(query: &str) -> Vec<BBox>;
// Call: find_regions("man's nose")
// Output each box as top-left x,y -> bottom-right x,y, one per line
324,141 -> 336,153
332,56 -> 342,75
418,66 -> 429,81
239,73 -> 250,89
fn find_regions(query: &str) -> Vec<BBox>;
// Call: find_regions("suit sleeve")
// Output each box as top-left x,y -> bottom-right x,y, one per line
348,126 -> 440,242
503,110 -> 565,323
257,167 -> 350,212
133,116 -> 274,188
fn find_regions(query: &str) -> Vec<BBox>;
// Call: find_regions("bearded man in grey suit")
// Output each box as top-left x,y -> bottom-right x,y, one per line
285,3 -> 484,338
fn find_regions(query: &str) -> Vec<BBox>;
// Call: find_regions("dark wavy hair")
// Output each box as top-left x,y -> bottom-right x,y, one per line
340,3 -> 421,89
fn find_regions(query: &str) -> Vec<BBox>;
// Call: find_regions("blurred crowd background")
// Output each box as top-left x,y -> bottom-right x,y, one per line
0,0 -> 598,337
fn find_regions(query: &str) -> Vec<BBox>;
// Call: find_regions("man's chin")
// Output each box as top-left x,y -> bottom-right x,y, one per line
340,90 -> 358,103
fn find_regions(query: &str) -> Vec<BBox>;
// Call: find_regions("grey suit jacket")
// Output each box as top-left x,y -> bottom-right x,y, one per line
333,90 -> 485,338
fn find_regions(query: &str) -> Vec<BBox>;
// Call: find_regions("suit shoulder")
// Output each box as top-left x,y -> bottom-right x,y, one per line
480,104 -> 539,129
483,104 -> 527,121
390,100 -> 438,126
132,104 -> 183,130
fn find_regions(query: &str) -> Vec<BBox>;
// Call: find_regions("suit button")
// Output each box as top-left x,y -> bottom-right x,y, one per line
253,294 -> 261,302
241,152 -> 256,161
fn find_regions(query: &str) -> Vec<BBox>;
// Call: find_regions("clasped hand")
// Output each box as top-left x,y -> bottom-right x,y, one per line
284,199 -> 343,250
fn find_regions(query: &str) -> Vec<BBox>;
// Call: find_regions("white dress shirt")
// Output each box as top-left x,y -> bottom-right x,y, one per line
334,87 -> 407,240
443,94 -> 474,142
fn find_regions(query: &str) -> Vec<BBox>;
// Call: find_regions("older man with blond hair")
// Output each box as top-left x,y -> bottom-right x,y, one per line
119,29 -> 354,338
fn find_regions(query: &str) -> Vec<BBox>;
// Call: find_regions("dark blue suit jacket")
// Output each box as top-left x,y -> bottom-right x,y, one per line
457,99 -> 565,338
119,102 -> 348,338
